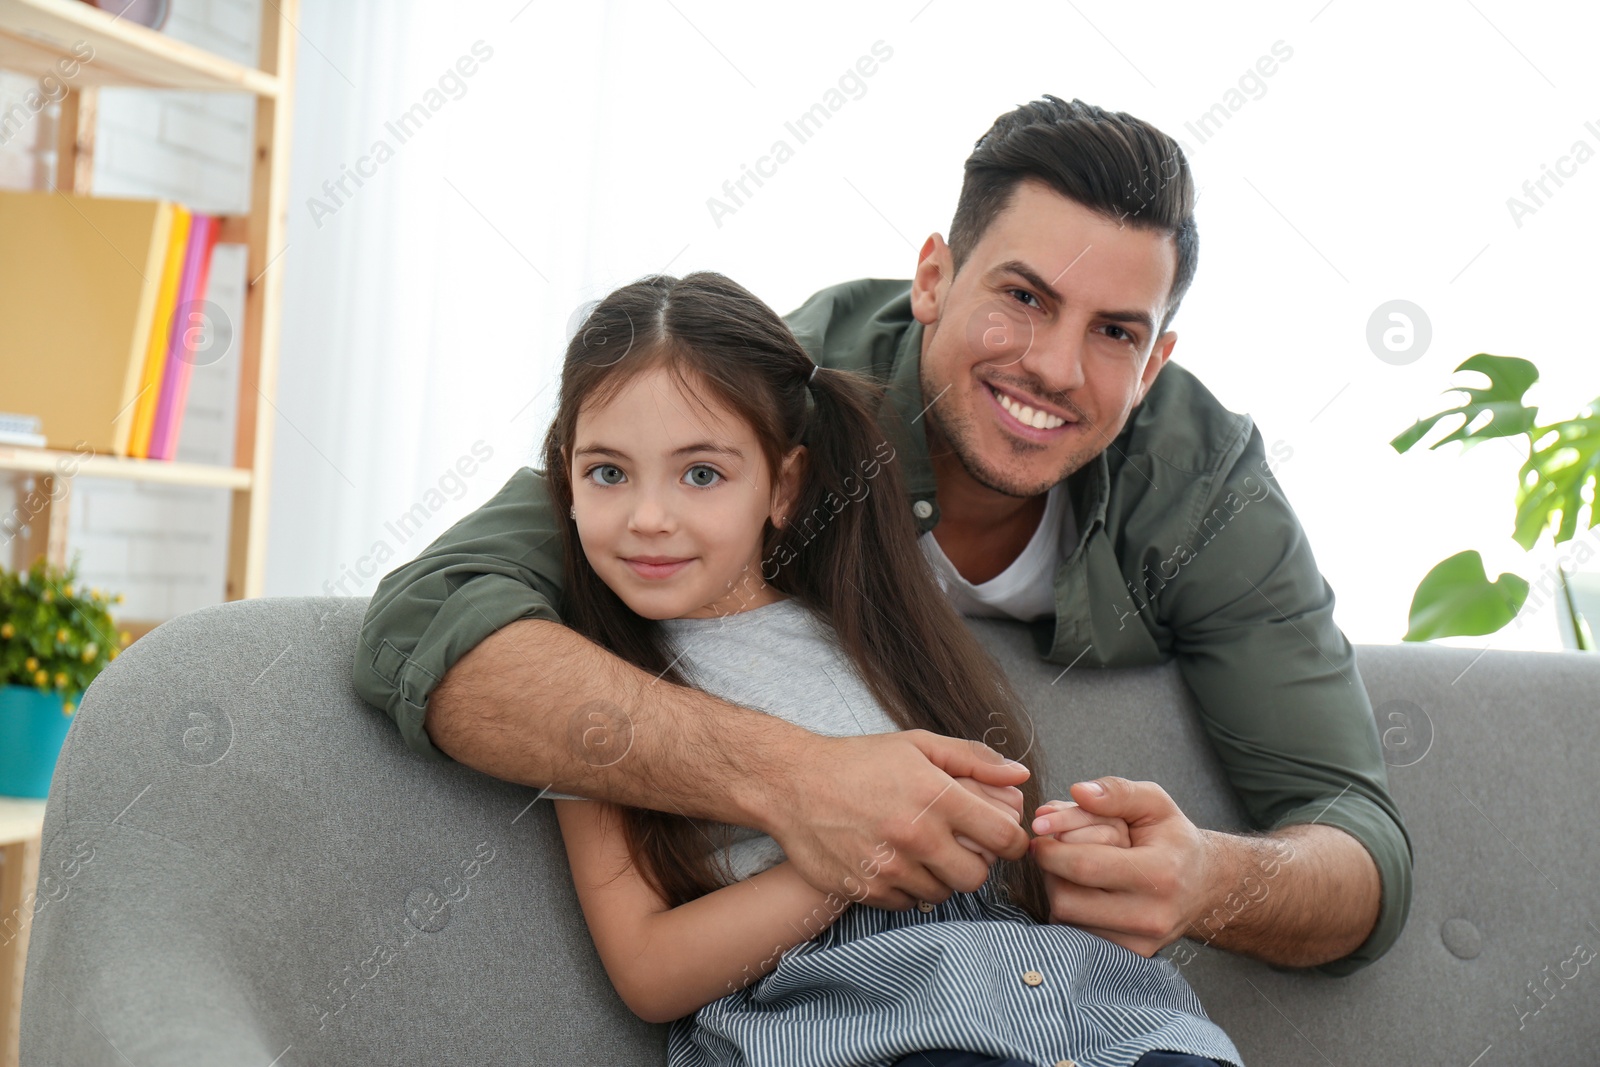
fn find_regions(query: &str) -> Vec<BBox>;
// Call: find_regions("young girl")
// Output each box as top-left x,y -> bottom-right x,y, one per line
542,272 -> 1243,1067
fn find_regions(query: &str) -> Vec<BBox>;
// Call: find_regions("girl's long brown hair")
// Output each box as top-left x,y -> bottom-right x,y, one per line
541,271 -> 1050,924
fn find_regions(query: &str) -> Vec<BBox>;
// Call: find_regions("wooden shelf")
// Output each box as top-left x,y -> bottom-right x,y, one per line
1,0 -> 295,601
0,446 -> 251,489
0,0 -> 279,96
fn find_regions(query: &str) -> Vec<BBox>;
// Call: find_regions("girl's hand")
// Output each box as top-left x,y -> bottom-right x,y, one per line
1030,800 -> 1132,848
950,776 -> 1025,866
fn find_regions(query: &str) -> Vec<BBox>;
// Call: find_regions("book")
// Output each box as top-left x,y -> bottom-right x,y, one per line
0,190 -> 177,456
148,213 -> 220,461
128,204 -> 191,458
0,412 -> 46,448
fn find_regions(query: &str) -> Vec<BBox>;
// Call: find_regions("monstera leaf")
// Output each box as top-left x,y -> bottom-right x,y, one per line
1513,398 -> 1600,550
1390,353 -> 1540,454
1403,550 -> 1530,642
1393,354 -> 1596,646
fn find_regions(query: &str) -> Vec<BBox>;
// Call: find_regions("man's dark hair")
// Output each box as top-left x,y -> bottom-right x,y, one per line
948,95 -> 1199,334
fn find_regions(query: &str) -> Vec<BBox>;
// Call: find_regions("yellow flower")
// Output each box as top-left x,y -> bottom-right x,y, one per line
108,648 -> 119,661
120,631 -> 132,645
63,702 -> 76,716
25,656 -> 38,672
41,589 -> 52,603
113,593 -> 125,604
62,583 -> 74,597
0,622 -> 12,639
91,587 -> 102,599
53,672 -> 67,689
33,669 -> 47,686
56,627 -> 69,643
81,645 -> 98,662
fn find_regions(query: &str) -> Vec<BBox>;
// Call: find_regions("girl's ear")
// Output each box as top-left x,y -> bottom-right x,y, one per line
771,445 -> 807,527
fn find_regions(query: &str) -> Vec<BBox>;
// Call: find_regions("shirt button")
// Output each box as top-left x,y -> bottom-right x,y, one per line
917,900 -> 934,913
1021,969 -> 1044,987
912,499 -> 934,520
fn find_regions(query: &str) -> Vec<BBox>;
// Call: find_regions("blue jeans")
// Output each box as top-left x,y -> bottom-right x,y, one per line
890,1050 -> 1226,1067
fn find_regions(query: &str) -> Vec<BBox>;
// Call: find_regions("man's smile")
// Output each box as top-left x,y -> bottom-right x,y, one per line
983,380 -> 1079,440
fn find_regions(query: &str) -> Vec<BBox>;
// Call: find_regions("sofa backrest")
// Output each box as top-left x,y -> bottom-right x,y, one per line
19,596 -> 1600,1064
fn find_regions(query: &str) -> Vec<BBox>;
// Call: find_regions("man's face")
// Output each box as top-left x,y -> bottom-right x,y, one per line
912,178 -> 1180,500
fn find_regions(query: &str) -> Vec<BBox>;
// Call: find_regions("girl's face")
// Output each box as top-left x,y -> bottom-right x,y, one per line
567,364 -> 805,621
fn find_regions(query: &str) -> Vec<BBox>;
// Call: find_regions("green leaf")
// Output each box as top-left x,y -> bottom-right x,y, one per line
1512,397 -> 1600,551
1390,353 -> 1540,454
1403,550 -> 1530,641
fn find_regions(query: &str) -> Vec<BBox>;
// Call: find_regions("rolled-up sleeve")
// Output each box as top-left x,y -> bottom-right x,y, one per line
1160,424 -> 1414,976
353,467 -> 567,762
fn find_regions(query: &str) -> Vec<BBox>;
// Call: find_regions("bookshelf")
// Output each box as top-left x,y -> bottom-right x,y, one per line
0,0 -> 297,635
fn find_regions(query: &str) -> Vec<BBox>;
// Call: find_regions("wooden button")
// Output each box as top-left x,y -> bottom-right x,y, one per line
1054,1060 -> 1077,1067
1021,969 -> 1044,986
917,900 -> 935,913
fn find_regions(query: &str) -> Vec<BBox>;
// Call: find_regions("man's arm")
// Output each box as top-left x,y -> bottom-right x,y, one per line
353,467 -> 1032,910
1032,422 -> 1412,973
1031,779 -> 1380,967
430,617 -> 1032,910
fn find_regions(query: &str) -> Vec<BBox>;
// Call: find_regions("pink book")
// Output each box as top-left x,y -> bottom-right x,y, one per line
148,214 -> 219,460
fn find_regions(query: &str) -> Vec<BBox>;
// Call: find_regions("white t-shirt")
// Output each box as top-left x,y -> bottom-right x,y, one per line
918,483 -> 1075,623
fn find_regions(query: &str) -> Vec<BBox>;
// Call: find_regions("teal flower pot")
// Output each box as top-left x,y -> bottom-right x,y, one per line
0,685 -> 76,798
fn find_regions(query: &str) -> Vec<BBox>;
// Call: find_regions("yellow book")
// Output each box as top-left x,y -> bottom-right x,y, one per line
0,190 -> 176,456
127,204 -> 192,458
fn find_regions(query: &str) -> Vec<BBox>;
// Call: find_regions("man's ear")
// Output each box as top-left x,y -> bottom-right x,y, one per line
909,234 -> 952,327
1137,331 -> 1178,406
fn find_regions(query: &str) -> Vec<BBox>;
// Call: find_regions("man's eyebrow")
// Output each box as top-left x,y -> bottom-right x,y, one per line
990,259 -> 1155,334
572,441 -> 746,460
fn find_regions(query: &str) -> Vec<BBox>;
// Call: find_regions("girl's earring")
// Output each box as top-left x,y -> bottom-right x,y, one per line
569,504 -> 576,520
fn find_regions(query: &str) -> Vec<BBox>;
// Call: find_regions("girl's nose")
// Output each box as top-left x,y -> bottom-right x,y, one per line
628,490 -> 675,533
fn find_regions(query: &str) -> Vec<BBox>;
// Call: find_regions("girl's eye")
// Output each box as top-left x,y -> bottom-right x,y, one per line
588,464 -> 625,486
685,465 -> 722,488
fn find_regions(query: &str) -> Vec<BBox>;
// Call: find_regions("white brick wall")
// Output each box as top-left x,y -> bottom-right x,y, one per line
0,0 -> 258,622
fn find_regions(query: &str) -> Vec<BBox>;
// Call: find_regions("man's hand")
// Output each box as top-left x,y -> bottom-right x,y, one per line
1028,776 -> 1382,967
951,776 -> 1027,865
761,729 -> 1032,912
1029,778 -> 1215,956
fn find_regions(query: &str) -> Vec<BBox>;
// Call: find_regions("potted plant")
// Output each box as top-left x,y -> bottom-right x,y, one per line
0,556 -> 128,797
1391,353 -> 1598,649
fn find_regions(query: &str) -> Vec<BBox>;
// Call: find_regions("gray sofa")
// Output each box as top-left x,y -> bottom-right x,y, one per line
19,596 -> 1600,1064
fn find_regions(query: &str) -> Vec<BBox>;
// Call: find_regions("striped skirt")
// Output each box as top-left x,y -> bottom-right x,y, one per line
666,883 -> 1243,1067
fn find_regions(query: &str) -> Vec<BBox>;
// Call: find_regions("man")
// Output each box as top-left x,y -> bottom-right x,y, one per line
354,95 -> 1411,976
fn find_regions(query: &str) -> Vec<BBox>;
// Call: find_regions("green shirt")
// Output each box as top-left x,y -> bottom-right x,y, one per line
353,277 -> 1413,976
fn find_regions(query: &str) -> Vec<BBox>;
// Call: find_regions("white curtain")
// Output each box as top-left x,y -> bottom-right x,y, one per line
268,1 -> 612,598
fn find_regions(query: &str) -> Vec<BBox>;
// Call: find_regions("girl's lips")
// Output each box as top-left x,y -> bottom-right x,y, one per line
624,558 -> 693,580
984,382 -> 1077,442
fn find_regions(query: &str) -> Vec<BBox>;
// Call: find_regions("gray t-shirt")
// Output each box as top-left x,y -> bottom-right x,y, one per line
542,597 -> 899,885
